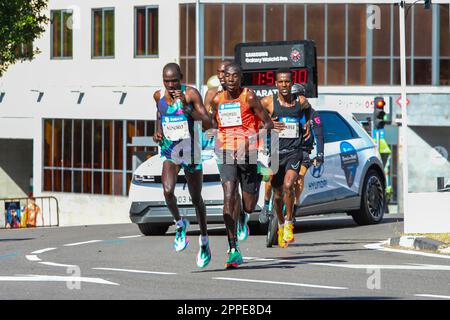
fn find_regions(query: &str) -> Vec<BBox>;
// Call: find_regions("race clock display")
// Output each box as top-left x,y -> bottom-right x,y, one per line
235,40 -> 318,98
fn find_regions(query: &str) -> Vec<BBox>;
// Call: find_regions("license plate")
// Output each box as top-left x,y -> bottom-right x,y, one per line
177,195 -> 192,205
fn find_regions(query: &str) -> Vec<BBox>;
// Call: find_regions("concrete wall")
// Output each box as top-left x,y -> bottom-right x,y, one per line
405,192 -> 450,233
40,192 -> 132,227
0,139 -> 33,198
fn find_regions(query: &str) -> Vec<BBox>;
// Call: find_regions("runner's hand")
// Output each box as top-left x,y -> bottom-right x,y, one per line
303,122 -> 311,141
313,153 -> 324,167
271,117 -> 286,133
174,90 -> 188,108
153,131 -> 163,144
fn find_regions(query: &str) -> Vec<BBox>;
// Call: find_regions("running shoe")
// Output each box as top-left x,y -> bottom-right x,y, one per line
283,223 -> 295,244
258,203 -> 270,224
225,248 -> 243,269
278,226 -> 288,248
173,219 -> 190,252
196,237 -> 211,268
237,212 -> 250,241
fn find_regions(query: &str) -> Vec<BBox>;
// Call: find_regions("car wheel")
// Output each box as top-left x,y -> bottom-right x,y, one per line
351,169 -> 385,225
266,211 -> 279,247
137,223 -> 170,236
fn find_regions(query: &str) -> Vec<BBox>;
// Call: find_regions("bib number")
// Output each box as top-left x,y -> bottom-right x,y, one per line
218,102 -> 242,127
162,115 -> 190,141
279,117 -> 300,138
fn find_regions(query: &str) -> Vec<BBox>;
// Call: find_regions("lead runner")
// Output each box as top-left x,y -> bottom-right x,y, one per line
153,63 -> 213,268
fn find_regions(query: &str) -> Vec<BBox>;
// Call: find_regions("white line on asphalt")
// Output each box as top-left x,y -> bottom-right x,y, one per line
31,248 -> 57,254
25,255 -> 41,262
92,267 -> 177,275
244,257 -> 291,263
415,294 -> 450,300
244,256 -> 450,271
39,262 -> 77,268
118,235 -> 142,239
311,262 -> 450,271
213,277 -> 348,290
365,241 -> 450,260
64,240 -> 103,247
0,275 -> 119,286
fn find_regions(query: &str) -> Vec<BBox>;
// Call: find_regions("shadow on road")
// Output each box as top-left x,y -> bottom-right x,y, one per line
0,238 -> 35,242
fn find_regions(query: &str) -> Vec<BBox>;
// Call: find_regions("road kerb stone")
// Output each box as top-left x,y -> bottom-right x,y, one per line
388,236 -> 449,255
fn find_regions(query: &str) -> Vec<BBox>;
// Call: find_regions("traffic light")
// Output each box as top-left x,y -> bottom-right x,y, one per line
373,96 -> 386,130
424,0 -> 431,10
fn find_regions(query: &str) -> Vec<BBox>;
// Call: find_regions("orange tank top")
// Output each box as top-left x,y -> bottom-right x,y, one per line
216,88 -> 260,151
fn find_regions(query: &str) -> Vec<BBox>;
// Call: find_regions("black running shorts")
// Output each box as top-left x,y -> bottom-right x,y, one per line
271,150 -> 303,188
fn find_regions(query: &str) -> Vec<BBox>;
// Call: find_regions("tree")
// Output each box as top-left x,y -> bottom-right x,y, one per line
0,0 -> 48,77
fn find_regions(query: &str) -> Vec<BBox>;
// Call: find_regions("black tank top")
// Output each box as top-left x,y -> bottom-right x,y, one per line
271,94 -> 303,153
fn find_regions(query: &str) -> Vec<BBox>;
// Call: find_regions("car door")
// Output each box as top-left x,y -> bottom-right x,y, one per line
299,111 -> 364,209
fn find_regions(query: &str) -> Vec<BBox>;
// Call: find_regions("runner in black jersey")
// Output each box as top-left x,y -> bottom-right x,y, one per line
260,69 -> 308,247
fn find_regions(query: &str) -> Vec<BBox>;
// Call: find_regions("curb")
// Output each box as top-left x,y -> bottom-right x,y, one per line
388,236 -> 449,255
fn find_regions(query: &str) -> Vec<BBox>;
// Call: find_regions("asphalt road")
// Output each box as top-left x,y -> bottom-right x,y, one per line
1,213 -> 449,300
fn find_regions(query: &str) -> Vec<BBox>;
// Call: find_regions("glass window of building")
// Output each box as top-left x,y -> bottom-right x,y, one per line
51,10 -> 73,59
440,4 -> 450,85
43,119 -> 157,196
135,6 -> 159,57
92,8 -> 115,58
179,4 -> 196,85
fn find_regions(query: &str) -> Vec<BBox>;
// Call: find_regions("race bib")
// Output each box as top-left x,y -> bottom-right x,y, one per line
218,102 -> 242,127
162,115 -> 190,141
279,117 -> 300,138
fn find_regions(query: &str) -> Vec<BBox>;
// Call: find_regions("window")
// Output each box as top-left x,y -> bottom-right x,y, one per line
320,112 -> 357,143
43,119 -> 157,196
179,4 -> 196,85
135,6 -> 159,57
51,10 -> 73,58
14,42 -> 33,59
92,8 -> 115,58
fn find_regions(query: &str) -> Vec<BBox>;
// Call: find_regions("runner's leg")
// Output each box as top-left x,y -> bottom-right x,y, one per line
162,160 -> 181,221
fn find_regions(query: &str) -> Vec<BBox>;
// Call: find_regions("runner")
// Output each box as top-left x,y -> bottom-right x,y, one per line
292,84 -> 325,205
153,63 -> 213,268
209,62 -> 273,268
260,69 -> 309,248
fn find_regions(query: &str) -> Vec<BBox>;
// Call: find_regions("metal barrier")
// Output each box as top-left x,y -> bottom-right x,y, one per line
0,196 -> 59,229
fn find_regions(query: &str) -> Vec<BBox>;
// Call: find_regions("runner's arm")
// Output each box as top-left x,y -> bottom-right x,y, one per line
185,87 -> 213,130
153,91 -> 163,143
310,108 -> 324,160
248,91 -> 274,131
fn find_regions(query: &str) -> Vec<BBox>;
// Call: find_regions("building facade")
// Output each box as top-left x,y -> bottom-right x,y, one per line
0,0 -> 449,227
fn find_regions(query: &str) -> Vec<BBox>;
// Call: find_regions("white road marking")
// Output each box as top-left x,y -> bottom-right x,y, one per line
365,241 -> 450,260
64,240 -> 103,247
118,235 -> 142,239
244,256 -> 450,271
0,275 -> 118,286
415,294 -> 450,300
31,248 -> 57,254
311,262 -> 450,271
93,267 -> 176,275
213,277 -> 348,290
25,255 -> 41,262
39,262 -> 77,268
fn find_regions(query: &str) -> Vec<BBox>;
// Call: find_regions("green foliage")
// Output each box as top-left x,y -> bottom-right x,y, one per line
0,0 -> 48,76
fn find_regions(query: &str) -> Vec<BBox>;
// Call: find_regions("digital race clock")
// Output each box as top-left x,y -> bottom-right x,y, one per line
235,40 -> 318,98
